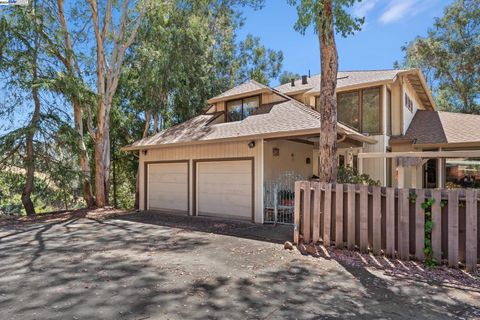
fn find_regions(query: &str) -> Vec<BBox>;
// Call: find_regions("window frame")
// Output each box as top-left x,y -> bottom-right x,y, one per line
225,94 -> 262,122
333,85 -> 383,135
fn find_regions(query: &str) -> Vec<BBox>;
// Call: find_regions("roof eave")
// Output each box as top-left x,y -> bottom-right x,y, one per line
207,88 -> 271,104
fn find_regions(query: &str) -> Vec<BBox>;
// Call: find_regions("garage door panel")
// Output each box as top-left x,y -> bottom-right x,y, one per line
148,162 -> 188,213
197,160 -> 252,220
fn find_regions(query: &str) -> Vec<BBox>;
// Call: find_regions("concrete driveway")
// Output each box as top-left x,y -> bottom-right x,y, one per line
0,211 -> 479,320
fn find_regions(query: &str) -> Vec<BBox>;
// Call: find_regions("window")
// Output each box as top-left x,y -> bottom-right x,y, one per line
337,87 -> 381,134
446,158 -> 480,188
405,93 -> 414,113
338,91 -> 360,130
362,88 -> 381,134
226,96 -> 260,122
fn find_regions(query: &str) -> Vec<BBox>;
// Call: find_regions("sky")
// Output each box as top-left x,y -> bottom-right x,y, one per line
237,0 -> 453,85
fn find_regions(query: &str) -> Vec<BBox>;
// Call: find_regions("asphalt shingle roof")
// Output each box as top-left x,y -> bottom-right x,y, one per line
404,110 -> 480,145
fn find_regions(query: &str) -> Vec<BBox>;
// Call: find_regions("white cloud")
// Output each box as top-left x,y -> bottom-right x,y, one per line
379,0 -> 417,24
353,0 -> 379,18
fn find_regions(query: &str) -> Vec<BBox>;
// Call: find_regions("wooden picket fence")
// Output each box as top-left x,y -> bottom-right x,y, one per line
293,181 -> 479,272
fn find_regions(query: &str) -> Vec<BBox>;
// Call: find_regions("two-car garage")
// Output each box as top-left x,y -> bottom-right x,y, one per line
145,158 -> 254,221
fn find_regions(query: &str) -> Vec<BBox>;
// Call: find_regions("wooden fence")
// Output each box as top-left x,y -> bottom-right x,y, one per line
293,182 -> 479,272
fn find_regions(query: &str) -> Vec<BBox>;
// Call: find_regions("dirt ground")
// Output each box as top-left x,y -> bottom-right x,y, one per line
0,210 -> 479,320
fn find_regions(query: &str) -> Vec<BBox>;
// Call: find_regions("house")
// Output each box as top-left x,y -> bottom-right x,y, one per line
123,68 -> 480,224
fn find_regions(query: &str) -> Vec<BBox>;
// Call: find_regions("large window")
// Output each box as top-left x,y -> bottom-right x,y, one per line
226,96 -> 260,122
336,87 -> 382,134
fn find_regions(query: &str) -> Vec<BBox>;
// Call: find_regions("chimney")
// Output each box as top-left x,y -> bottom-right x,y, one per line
302,75 -> 308,85
291,78 -> 295,87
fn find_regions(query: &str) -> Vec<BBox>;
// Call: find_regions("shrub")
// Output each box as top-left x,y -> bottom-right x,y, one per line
337,165 -> 381,186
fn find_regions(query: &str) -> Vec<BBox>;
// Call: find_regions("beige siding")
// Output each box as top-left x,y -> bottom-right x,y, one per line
403,78 -> 426,134
262,92 -> 287,104
139,139 -> 264,223
362,135 -> 388,184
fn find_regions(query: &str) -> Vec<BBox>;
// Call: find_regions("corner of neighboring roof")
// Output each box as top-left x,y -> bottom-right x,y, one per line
207,79 -> 273,104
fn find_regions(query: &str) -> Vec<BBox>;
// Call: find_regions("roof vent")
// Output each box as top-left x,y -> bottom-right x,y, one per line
302,75 -> 308,85
291,78 -> 295,87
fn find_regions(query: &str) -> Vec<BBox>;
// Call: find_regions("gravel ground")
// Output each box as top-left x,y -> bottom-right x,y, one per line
0,210 -> 479,320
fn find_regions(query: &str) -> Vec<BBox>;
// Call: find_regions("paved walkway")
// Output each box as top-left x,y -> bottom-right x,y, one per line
0,212 -> 479,319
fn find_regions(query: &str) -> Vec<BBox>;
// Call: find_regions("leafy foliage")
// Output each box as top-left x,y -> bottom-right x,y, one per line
336,165 -> 380,186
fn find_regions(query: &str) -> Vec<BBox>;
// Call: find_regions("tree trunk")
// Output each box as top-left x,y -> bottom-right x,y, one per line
135,110 -> 151,209
317,0 -> 338,183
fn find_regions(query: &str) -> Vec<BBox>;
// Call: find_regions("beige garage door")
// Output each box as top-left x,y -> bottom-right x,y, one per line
197,160 -> 253,220
147,162 -> 188,213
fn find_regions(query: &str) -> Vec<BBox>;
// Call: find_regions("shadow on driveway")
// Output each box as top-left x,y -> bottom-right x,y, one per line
115,210 -> 293,244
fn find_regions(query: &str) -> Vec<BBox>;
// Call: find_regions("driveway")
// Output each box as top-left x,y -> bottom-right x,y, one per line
0,211 -> 479,320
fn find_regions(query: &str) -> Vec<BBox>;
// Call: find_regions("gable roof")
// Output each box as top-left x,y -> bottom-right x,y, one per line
400,110 -> 480,146
275,70 -> 407,95
207,79 -> 272,103
123,99 -> 376,151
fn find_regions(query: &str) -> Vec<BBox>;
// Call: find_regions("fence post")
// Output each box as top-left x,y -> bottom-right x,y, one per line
372,187 -> 381,255
385,187 -> 395,257
335,184 -> 344,248
431,189 -> 442,263
302,182 -> 312,243
347,184 -> 356,250
415,189 -> 425,261
323,183 -> 332,246
312,183 -> 321,243
398,188 -> 410,260
293,181 -> 302,244
359,185 -> 369,253
448,190 -> 459,268
465,189 -> 478,272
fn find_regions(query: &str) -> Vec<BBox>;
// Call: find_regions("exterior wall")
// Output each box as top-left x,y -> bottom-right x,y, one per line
390,143 -> 423,188
362,135 -> 388,185
262,92 -> 287,104
263,140 -> 314,182
139,139 -> 264,223
402,79 -> 424,134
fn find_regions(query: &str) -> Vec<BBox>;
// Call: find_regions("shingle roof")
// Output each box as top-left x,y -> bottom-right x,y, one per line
403,110 -> 480,145
124,99 -> 375,150
208,79 -> 271,102
275,69 -> 407,94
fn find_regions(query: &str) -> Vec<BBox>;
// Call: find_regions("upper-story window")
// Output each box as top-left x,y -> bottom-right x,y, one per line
226,96 -> 260,122
337,87 -> 381,134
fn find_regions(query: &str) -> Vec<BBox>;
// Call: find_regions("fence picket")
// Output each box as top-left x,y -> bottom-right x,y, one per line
359,186 -> 369,253
398,188 -> 410,260
431,189 -> 442,263
372,187 -> 381,255
385,187 -> 395,257
312,183 -> 321,243
293,181 -> 301,245
448,190 -> 459,268
335,184 -> 344,248
323,184 -> 332,246
415,189 -> 425,261
302,183 -> 311,243
465,189 -> 478,272
347,184 -> 356,250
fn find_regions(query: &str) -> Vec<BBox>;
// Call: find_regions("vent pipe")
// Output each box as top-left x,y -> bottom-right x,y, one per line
301,75 -> 308,85
291,78 -> 295,87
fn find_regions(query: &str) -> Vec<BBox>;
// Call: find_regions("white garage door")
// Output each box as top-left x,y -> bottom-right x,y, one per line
147,162 -> 188,213
197,160 -> 253,220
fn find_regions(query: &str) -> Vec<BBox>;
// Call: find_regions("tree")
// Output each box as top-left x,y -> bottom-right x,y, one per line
399,0 -> 480,114
88,0 -> 147,207
279,71 -> 301,84
288,0 -> 363,182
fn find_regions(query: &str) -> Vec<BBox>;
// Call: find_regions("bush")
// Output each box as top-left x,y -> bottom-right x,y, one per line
337,165 -> 381,186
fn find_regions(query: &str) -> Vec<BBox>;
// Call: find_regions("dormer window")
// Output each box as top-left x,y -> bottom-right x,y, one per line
226,96 -> 260,122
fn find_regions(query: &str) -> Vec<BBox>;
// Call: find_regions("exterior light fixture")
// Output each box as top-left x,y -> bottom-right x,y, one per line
248,141 -> 256,149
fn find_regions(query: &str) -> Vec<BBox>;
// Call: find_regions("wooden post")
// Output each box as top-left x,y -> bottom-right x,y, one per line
358,157 -> 363,174
398,188 -> 410,260
293,181 -> 301,244
411,166 -> 417,188
465,189 -> 478,272
372,186 -> 381,255
431,189 -> 442,263
323,183 -> 332,246
335,184 -> 344,248
415,189 -> 425,261
359,185 -> 368,253
347,184 -> 356,250
397,166 -> 405,188
448,190 -> 459,268
302,182 -> 312,243
312,183 -> 321,243
385,187 -> 395,257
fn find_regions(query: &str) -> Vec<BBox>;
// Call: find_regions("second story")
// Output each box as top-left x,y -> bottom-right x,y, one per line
205,69 -> 436,138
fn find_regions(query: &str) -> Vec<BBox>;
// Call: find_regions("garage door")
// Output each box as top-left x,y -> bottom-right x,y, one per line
147,162 -> 188,213
196,160 -> 253,220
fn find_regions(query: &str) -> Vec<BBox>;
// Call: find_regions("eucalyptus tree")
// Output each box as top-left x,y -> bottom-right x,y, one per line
399,0 -> 480,114
288,0 -> 363,182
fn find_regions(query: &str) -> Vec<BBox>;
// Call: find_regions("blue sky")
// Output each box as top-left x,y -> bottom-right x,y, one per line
237,0 -> 453,85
